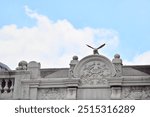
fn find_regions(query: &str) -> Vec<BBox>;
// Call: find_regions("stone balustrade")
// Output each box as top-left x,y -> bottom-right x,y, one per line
0,78 -> 14,99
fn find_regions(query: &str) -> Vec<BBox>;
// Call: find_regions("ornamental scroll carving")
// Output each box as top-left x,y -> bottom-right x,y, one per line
79,61 -> 111,86
38,88 -> 66,100
122,87 -> 150,100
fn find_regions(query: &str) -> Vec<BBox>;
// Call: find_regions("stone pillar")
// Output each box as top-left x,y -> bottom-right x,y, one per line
13,60 -> 30,99
68,56 -> 79,78
111,87 -> 122,100
21,83 -> 30,99
67,56 -> 79,99
66,79 -> 80,100
27,61 -> 41,79
110,54 -> 123,99
13,71 -> 30,99
112,54 -> 123,77
27,61 -> 41,99
66,87 -> 77,100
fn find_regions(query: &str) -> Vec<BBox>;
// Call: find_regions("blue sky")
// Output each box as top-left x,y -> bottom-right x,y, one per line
0,0 -> 150,69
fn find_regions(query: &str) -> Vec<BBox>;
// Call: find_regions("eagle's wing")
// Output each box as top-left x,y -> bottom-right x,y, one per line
97,43 -> 105,49
86,44 -> 95,49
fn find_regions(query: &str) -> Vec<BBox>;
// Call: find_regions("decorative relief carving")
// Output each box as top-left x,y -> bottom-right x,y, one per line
79,61 -> 111,85
122,87 -> 150,100
38,88 -> 66,100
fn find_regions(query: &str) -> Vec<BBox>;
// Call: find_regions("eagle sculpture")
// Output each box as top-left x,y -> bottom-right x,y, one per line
86,43 -> 105,55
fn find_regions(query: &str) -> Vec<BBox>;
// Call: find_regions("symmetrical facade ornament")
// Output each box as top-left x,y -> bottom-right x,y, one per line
74,55 -> 116,86
79,61 -> 111,85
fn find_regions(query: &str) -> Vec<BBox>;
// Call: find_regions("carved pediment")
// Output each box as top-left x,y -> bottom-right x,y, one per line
74,55 -> 116,86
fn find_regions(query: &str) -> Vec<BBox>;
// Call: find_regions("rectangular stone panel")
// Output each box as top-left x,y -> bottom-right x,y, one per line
77,87 -> 111,100
37,88 -> 67,100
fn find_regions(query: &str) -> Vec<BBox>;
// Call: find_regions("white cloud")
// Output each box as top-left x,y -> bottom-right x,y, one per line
124,51 -> 150,65
0,6 -> 119,69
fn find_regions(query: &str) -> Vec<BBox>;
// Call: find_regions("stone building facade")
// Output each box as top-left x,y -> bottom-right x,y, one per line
0,53 -> 150,100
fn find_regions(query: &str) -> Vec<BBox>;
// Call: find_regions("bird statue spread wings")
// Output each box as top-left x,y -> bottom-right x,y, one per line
86,43 -> 105,55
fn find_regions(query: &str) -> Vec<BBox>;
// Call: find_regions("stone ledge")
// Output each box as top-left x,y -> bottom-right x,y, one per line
21,78 -> 80,88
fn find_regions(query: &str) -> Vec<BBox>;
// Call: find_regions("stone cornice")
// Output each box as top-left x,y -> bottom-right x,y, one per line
21,78 -> 80,88
109,76 -> 150,86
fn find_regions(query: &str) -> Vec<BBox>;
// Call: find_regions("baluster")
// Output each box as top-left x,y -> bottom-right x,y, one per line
1,79 -> 5,93
3,79 -> 8,93
10,79 -> 14,93
7,79 -> 11,93
0,79 -> 2,94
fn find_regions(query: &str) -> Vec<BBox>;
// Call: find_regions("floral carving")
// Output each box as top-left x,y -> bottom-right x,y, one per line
122,87 -> 150,100
79,61 -> 111,86
38,88 -> 66,100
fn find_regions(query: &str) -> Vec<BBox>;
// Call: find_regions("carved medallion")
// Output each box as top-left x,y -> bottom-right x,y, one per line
73,55 -> 116,86
79,61 -> 111,85
38,88 -> 66,100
